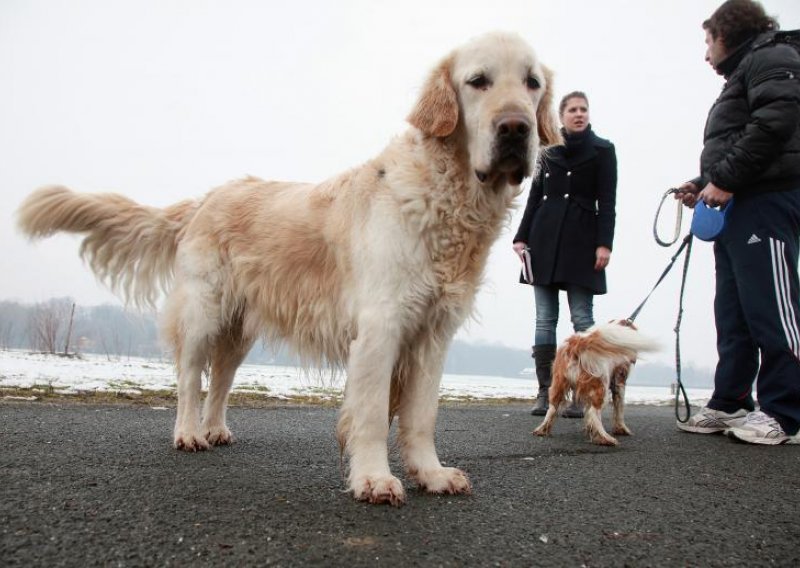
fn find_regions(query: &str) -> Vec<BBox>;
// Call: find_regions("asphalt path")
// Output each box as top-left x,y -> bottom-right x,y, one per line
1,401 -> 799,567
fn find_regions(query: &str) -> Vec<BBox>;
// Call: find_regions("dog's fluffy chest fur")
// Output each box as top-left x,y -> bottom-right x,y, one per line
375,132 -> 514,324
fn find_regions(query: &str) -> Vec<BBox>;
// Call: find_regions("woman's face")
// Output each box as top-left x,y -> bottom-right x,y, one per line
560,97 -> 589,134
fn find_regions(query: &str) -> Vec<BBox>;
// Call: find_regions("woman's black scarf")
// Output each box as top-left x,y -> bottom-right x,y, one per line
561,125 -> 594,162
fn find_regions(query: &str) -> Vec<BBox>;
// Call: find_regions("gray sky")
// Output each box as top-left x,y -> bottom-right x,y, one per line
2,0 -> 799,370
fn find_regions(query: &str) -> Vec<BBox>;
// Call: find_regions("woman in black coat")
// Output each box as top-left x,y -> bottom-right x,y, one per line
513,91 -> 618,417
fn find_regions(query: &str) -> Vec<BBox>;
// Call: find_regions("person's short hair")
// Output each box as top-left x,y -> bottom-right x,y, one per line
558,91 -> 588,116
703,0 -> 778,50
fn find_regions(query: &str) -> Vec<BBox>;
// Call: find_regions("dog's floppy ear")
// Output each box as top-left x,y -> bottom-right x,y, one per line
407,57 -> 458,137
537,64 -> 562,147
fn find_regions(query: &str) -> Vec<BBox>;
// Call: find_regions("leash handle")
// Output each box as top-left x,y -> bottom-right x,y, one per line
653,188 -> 683,247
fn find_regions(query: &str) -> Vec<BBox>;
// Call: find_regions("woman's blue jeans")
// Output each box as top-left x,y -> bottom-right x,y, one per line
533,284 -> 595,346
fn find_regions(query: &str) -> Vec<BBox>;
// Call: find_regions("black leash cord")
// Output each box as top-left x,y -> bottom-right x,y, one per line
628,186 -> 693,421
627,234 -> 692,323
673,235 -> 693,423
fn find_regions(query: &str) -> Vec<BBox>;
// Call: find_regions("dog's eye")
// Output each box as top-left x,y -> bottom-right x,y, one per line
466,74 -> 490,90
526,75 -> 541,90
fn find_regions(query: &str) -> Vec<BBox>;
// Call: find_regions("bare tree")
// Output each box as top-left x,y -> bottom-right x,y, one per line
29,305 -> 60,353
0,319 -> 13,350
27,298 -> 74,354
98,325 -> 124,362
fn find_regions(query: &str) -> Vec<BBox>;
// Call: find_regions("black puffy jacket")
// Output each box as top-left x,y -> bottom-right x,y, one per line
696,31 -> 800,195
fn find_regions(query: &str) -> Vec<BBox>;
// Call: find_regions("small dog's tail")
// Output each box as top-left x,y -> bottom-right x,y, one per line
17,185 -> 199,307
576,321 -> 660,377
592,321 -> 660,354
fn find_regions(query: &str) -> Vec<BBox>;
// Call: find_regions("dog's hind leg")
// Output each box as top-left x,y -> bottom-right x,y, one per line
585,406 -> 617,446
337,311 -> 405,506
610,366 -> 632,436
396,337 -> 471,496
581,380 -> 617,446
203,317 -> 254,446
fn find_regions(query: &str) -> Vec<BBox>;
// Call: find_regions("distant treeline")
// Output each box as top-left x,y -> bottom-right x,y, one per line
0,299 -> 713,386
0,298 -> 295,365
0,298 -> 161,360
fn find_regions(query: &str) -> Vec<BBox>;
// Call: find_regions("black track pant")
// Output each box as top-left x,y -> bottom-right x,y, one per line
708,188 -> 800,436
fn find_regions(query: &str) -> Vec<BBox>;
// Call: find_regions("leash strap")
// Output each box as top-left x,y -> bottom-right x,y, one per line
629,186 -> 695,421
673,235 -> 693,422
627,234 -> 692,323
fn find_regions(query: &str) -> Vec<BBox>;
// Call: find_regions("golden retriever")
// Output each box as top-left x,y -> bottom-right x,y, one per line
532,320 -> 659,446
17,32 -> 560,505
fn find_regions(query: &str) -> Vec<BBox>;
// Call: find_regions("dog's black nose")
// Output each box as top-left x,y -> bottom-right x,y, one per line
495,114 -> 531,139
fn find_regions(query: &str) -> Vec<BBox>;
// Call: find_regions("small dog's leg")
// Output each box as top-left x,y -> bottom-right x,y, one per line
397,341 -> 471,496
585,405 -> 617,446
338,316 -> 405,506
532,380 -> 567,437
611,382 -> 632,436
532,404 -> 559,436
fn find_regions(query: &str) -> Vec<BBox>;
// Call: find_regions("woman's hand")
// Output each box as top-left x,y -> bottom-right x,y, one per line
512,241 -> 527,257
595,246 -> 611,271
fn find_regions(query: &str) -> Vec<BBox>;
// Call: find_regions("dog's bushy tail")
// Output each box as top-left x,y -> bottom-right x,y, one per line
575,322 -> 660,378
17,185 -> 199,308
592,322 -> 661,354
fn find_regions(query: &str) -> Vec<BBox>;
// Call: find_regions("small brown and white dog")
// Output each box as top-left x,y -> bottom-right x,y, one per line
532,320 -> 659,446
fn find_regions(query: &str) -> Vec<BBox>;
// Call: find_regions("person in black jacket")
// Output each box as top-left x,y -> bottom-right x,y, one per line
675,0 -> 800,444
513,91 -> 617,417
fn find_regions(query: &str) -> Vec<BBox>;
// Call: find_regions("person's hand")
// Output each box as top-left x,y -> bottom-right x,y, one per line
512,241 -> 527,257
674,181 -> 700,208
595,246 -> 611,271
697,182 -> 733,208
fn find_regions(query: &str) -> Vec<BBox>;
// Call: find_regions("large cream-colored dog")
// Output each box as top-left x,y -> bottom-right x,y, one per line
17,32 -> 560,505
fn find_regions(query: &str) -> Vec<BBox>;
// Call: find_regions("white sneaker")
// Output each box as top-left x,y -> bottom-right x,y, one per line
677,407 -> 748,434
727,411 -> 800,445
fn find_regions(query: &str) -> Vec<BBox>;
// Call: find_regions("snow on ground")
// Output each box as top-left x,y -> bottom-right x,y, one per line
0,349 -> 712,405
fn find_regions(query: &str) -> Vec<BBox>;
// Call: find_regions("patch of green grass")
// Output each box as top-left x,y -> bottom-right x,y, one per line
234,384 -> 272,393
106,379 -> 146,390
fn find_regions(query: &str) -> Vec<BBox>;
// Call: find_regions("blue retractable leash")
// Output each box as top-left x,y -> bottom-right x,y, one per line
691,198 -> 734,242
629,188 -> 733,422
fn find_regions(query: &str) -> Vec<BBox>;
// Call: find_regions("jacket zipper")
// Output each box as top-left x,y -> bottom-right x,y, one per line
751,68 -> 797,88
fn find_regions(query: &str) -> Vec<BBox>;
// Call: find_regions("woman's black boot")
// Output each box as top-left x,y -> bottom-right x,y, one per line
530,344 -> 556,416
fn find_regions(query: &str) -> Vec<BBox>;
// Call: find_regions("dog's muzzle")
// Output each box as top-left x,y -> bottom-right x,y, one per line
477,113 -> 532,186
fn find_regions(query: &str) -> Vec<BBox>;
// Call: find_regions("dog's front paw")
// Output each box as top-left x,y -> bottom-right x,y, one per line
590,433 -> 618,446
532,425 -> 550,437
203,424 -> 234,446
174,430 -> 211,452
612,424 -> 632,436
412,467 -> 472,495
351,475 -> 406,506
